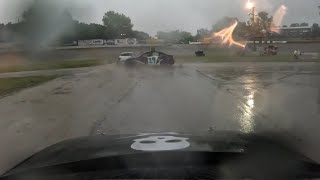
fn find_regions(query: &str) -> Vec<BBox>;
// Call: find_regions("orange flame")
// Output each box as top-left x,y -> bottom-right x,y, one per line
271,5 -> 287,33
204,22 -> 246,48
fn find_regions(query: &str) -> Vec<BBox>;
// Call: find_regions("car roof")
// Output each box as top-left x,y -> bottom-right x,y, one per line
143,51 -> 165,54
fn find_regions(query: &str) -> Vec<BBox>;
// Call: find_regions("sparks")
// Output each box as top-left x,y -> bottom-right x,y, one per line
271,5 -> 287,33
204,22 -> 246,48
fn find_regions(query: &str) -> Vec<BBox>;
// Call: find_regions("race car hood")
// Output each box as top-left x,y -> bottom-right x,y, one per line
3,131 -> 312,176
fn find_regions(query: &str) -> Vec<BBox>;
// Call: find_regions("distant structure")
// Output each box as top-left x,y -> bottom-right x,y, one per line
77,38 -> 137,46
271,24 -> 312,37
279,26 -> 312,37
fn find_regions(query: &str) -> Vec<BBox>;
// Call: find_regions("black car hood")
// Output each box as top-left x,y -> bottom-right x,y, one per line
3,131 -> 315,178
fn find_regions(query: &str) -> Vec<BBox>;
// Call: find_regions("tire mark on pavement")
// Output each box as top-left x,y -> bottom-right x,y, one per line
196,70 -> 223,83
278,73 -> 297,80
89,79 -> 139,135
117,81 -> 139,103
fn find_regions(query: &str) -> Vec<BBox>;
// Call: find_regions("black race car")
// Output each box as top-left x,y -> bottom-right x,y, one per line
2,131 -> 320,180
125,51 -> 174,66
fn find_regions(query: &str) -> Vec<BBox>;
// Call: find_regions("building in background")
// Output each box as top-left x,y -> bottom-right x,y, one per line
279,26 -> 312,37
78,39 -> 104,46
114,38 -> 137,45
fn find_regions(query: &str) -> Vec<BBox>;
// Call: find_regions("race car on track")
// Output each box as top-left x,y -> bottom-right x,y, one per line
117,52 -> 135,64
124,50 -> 175,66
2,132 -> 320,180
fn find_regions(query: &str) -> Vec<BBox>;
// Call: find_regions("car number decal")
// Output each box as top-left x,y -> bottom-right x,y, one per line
147,56 -> 162,65
131,136 -> 190,151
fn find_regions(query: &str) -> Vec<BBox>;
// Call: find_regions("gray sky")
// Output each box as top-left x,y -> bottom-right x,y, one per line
0,0 -> 319,35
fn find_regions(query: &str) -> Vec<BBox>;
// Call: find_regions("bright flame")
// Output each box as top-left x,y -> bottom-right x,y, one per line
246,0 -> 254,9
271,5 -> 287,33
204,22 -> 246,48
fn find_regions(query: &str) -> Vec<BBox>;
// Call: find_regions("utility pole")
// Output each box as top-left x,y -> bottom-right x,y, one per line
246,0 -> 255,24
247,1 -> 256,51
251,7 -> 255,24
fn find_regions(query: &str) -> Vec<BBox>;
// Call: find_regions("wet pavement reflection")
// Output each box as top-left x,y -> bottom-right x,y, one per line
98,63 -> 320,162
194,62 -> 320,162
238,76 -> 256,133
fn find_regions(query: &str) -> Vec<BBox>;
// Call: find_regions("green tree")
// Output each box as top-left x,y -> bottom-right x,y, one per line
212,17 -> 237,32
102,11 -> 133,39
211,17 -> 249,39
133,30 -> 150,40
179,31 -> 194,44
194,28 -> 210,41
234,21 -> 249,38
246,11 -> 273,38
72,22 -> 106,40
156,30 -> 194,44
156,30 -> 180,43
0,22 -> 16,42
257,11 -> 273,35
300,22 -> 309,27
59,20 -> 78,43
311,23 -> 320,37
290,23 -> 300,27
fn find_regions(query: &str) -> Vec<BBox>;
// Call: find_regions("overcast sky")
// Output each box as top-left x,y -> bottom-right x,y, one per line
0,0 -> 319,35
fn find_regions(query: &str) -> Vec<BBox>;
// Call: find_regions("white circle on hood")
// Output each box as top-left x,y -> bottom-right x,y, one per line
131,136 -> 190,151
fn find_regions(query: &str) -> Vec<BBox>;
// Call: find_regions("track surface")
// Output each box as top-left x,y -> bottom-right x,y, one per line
0,62 -> 320,174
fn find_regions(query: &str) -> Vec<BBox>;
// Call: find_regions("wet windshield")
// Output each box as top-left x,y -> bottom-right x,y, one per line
0,0 -> 320,179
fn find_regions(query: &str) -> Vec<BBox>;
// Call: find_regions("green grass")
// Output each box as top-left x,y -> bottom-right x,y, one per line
0,59 -> 105,73
0,76 -> 59,97
175,53 -> 320,63
47,59 -> 105,69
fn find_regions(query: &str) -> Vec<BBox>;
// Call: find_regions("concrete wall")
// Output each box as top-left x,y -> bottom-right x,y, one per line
78,39 -> 104,46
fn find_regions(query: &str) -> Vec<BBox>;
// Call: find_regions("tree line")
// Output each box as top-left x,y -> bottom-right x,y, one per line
156,12 -> 320,44
0,1 -> 150,45
0,0 -> 319,46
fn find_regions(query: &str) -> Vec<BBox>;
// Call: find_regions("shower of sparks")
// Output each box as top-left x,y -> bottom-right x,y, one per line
271,5 -> 288,33
203,21 -> 246,48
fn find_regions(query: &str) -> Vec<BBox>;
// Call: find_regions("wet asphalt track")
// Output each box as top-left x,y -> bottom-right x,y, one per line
96,63 -> 320,162
1,62 -> 320,174
97,63 -> 320,134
